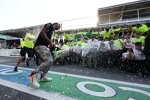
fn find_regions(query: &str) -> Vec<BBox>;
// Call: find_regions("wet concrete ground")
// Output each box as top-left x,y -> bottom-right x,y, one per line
0,56 -> 150,100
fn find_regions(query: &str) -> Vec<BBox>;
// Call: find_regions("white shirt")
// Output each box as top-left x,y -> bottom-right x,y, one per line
123,38 -> 133,48
88,39 -> 99,49
97,41 -> 111,51
133,47 -> 146,60
122,44 -> 146,60
99,31 -> 103,37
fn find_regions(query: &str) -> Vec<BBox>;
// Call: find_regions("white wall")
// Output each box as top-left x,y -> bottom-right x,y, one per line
0,49 -> 20,56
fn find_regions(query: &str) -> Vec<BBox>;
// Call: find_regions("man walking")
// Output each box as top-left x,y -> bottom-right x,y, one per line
28,22 -> 60,88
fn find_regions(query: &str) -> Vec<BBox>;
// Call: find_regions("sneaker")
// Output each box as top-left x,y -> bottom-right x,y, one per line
28,73 -> 40,88
14,67 -> 18,72
26,60 -> 29,67
40,76 -> 52,82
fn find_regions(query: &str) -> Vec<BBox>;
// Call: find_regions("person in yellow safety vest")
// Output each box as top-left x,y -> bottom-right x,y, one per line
14,33 -> 35,72
139,23 -> 149,35
113,35 -> 124,50
68,32 -> 75,42
114,27 -> 121,34
77,40 -> 87,48
109,27 -> 115,39
113,39 -> 124,50
112,27 -> 116,33
92,30 -> 99,38
102,28 -> 110,40
67,33 -> 71,41
77,31 -> 82,35
20,38 -> 25,48
80,35 -> 88,47
82,31 -> 86,36
133,33 -> 145,45
76,41 -> 82,46
64,33 -> 69,42
83,31 -> 88,40
24,33 -> 35,49
132,23 -> 148,35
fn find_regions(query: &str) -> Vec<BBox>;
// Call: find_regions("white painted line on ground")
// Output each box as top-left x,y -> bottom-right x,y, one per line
0,64 -> 150,89
0,79 -> 75,100
50,71 -> 150,89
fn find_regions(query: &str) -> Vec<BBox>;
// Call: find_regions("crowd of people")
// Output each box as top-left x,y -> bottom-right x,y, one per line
51,23 -> 150,65
14,23 -> 150,67
13,22 -> 150,88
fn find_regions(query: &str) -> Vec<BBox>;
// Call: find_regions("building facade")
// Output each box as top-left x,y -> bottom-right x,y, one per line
97,0 -> 150,27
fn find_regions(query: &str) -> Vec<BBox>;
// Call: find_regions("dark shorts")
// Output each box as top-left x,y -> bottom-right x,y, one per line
20,47 -> 34,57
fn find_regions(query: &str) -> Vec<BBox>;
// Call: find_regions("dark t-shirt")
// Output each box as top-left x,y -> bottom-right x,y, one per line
34,23 -> 54,47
